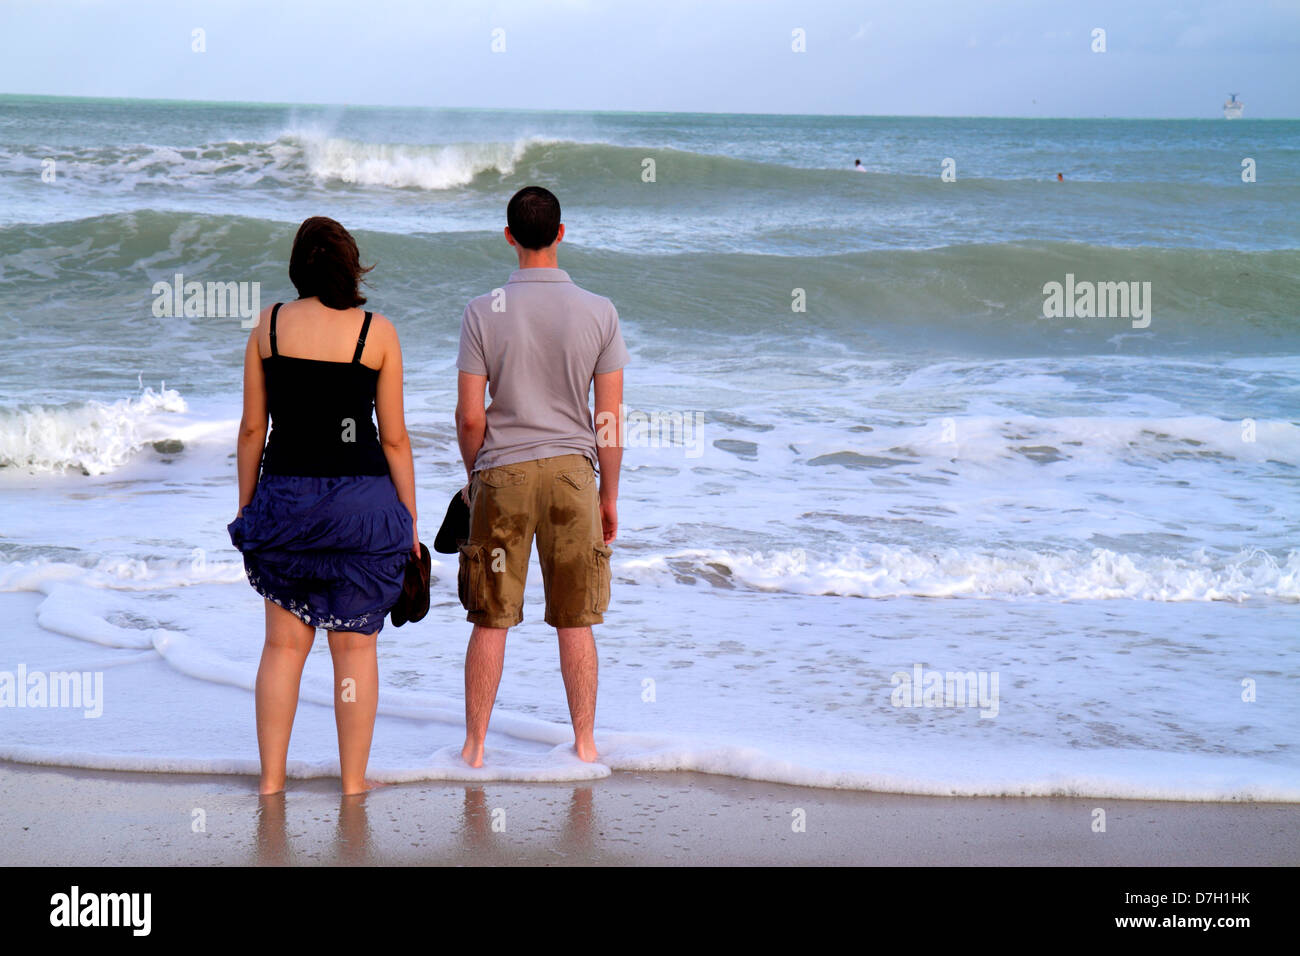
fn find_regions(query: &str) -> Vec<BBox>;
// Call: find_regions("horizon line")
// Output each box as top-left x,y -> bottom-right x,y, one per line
0,91 -> 1291,122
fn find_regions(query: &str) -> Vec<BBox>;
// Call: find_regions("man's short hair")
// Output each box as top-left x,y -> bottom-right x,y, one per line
507,186 -> 561,250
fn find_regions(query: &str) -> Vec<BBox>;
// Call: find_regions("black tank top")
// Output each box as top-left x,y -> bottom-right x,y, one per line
259,303 -> 390,477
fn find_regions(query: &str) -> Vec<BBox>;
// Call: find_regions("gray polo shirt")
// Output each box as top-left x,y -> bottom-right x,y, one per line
457,268 -> 630,473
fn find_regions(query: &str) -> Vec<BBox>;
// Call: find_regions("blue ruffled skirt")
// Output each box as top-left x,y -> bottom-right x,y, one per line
227,474 -> 413,635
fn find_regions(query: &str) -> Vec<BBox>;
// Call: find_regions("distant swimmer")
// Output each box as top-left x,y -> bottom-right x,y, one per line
1056,172 -> 1064,182
854,158 -> 867,172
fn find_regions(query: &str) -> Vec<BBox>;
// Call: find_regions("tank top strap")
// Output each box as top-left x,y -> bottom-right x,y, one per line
352,311 -> 374,364
268,302 -> 283,357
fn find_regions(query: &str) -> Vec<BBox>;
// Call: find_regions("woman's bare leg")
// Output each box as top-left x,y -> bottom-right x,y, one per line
255,600 -> 315,794
328,630 -> 380,794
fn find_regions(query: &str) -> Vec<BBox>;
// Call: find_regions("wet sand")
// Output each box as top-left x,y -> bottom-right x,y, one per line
2,760 -> 1297,866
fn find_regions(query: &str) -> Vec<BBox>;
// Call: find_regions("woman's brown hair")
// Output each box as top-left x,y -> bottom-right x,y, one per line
288,216 -> 373,310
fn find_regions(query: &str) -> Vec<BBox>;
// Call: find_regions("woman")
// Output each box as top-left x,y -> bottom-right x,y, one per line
228,216 -> 418,795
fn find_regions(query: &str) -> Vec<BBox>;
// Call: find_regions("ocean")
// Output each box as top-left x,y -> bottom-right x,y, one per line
0,94 -> 1296,800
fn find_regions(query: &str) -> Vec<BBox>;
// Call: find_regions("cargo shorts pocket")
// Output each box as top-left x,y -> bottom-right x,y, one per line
457,543 -> 485,612
558,466 -> 594,491
478,466 -> 527,488
591,544 -> 612,614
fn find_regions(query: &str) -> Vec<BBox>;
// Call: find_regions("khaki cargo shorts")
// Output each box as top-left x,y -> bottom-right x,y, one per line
457,453 -> 612,628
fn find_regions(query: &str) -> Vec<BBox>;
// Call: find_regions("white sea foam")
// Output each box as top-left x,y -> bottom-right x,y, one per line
0,385 -> 189,475
1,557 -> 1295,800
0,132 -> 571,200
618,545 -> 1300,602
0,556 -> 246,594
287,130 -> 551,190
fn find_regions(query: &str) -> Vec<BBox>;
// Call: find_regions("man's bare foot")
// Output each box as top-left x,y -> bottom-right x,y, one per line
461,740 -> 485,768
574,738 -> 598,763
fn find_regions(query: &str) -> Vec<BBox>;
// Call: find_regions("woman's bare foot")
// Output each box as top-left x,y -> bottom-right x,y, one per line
259,777 -> 286,795
462,740 -> 485,768
341,778 -> 387,795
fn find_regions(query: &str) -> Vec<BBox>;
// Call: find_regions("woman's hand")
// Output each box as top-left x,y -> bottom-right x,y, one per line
412,522 -> 420,556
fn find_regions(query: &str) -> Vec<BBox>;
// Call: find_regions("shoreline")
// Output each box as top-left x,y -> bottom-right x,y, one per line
2,760 -> 1296,866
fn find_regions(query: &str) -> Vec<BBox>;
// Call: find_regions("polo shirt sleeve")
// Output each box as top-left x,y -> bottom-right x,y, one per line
456,303 -> 488,376
594,300 -> 631,374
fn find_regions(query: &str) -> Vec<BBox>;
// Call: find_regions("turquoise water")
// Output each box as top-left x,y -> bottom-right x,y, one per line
0,97 -> 1296,798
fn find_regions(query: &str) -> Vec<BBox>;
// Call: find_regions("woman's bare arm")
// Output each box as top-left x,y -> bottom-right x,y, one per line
373,315 -> 418,553
236,311 -> 270,514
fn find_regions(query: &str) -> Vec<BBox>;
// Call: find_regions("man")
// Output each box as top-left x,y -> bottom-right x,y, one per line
454,185 -> 629,767
854,158 -> 866,171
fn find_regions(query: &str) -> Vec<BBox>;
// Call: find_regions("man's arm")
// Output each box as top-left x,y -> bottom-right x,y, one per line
456,371 -> 488,495
593,369 -> 623,544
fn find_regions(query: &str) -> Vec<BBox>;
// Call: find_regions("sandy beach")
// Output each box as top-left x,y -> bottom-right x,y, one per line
2,760 -> 1296,866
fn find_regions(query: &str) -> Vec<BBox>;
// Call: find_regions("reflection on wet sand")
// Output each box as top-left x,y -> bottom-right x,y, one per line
336,792 -> 371,864
253,783 -> 601,863
256,792 -> 288,866
459,784 -> 599,859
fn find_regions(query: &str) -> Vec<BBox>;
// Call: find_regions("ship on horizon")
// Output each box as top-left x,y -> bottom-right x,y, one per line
1224,93 -> 1244,119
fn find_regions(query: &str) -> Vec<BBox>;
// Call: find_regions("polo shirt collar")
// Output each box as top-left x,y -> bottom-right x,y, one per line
507,268 -> 571,283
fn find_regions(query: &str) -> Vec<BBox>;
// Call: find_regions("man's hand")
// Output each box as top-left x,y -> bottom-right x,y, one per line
599,493 -> 617,544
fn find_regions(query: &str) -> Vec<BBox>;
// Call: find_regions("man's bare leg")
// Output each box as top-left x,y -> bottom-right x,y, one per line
557,625 -> 598,761
462,624 -> 508,767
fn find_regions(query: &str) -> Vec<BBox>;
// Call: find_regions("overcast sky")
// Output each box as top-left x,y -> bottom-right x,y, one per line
1,0 -> 1295,117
